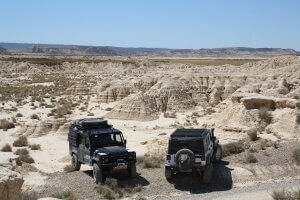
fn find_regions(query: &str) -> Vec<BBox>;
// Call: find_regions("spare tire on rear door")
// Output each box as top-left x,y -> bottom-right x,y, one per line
175,149 -> 195,171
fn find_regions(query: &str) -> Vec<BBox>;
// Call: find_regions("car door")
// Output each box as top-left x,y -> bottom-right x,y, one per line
78,137 -> 85,162
83,136 -> 91,163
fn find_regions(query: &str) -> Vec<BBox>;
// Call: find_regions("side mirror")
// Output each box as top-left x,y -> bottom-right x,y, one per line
124,139 -> 127,147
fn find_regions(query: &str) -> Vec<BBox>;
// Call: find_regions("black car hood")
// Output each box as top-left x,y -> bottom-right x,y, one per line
97,146 -> 128,156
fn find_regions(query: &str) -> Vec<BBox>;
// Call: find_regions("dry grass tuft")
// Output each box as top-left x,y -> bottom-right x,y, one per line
293,148 -> 300,166
95,178 -> 142,199
259,108 -> 272,125
15,148 -> 29,155
30,114 -> 40,120
1,143 -> 12,152
13,136 -> 28,147
0,119 -> 15,130
247,129 -> 258,141
245,153 -> 258,163
271,188 -> 300,200
222,141 -> 245,157
21,190 -> 38,200
137,153 -> 164,168
18,154 -> 35,164
51,191 -> 78,200
29,144 -> 41,150
16,113 -> 23,117
64,164 -> 75,173
163,112 -> 176,118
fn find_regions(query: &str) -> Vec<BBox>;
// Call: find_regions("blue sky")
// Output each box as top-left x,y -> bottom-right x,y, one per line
1,0 -> 300,50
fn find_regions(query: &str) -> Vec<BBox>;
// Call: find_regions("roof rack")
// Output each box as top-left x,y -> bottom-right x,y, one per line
171,128 -> 210,138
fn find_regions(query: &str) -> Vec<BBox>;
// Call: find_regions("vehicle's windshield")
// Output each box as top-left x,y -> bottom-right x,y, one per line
90,132 -> 124,146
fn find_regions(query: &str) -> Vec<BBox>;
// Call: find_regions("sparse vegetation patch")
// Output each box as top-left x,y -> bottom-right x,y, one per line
13,136 -> 28,147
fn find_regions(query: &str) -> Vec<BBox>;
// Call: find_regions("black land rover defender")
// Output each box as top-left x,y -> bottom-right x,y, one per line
68,118 -> 137,183
165,128 -> 222,183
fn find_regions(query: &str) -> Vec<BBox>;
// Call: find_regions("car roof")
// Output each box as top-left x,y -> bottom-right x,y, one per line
170,128 -> 210,138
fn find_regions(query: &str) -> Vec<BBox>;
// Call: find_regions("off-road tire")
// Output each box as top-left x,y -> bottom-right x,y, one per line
203,163 -> 213,183
128,163 -> 137,178
93,163 -> 105,184
165,167 -> 173,182
71,154 -> 81,171
213,144 -> 222,163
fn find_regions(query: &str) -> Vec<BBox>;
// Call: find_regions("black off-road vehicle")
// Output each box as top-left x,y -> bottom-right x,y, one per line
165,128 -> 222,183
68,118 -> 137,183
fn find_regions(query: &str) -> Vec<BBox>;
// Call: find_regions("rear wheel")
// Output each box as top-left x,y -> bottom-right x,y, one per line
93,163 -> 105,184
165,167 -> 173,182
203,163 -> 213,183
71,154 -> 81,171
213,144 -> 222,163
128,164 -> 137,178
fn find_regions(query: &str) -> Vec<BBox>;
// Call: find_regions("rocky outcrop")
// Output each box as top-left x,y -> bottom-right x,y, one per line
0,166 -> 24,200
20,118 -> 67,136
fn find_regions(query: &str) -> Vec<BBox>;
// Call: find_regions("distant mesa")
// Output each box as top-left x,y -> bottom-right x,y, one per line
0,42 -> 297,56
0,46 -> 10,55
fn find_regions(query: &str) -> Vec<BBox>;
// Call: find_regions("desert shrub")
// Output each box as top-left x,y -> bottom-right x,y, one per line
293,148 -> 300,166
136,153 -> 164,168
248,147 -> 258,153
51,191 -> 78,200
163,112 -> 176,118
21,190 -> 38,200
222,141 -> 245,157
191,112 -> 201,117
16,113 -> 23,117
1,143 -> 12,152
247,129 -> 258,141
10,107 -> 18,111
259,108 -> 272,124
95,178 -> 142,199
63,164 -> 75,173
29,144 -> 41,150
87,112 -> 95,116
245,153 -> 257,163
105,107 -> 113,111
15,157 -> 22,166
30,114 -> 40,120
55,104 -> 72,118
19,154 -> 35,163
15,148 -> 29,155
13,136 -> 28,147
260,139 -> 273,150
271,188 -> 300,200
0,119 -> 15,130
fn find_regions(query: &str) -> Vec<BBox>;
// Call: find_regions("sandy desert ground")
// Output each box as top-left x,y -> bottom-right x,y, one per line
0,55 -> 299,200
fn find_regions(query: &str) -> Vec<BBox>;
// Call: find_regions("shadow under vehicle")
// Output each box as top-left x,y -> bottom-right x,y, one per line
68,118 -> 137,183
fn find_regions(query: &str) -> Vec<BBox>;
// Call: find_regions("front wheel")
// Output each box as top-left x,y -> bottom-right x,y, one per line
93,163 -> 105,184
71,154 -> 81,171
128,164 -> 137,178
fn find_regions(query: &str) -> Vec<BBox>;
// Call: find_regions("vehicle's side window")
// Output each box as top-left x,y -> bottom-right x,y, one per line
115,134 -> 122,142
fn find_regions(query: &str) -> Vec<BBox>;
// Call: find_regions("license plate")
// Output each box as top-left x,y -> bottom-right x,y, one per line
195,158 -> 202,162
